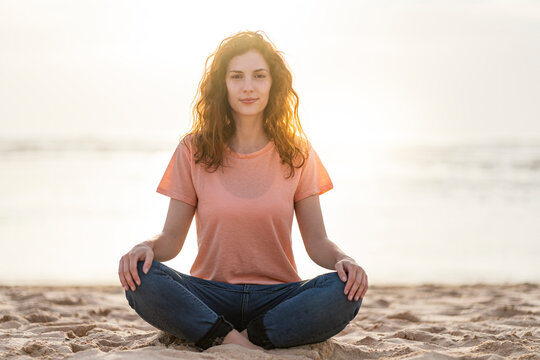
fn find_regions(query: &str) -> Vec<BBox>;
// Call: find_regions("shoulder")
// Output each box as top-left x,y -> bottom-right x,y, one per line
180,133 -> 194,146
290,135 -> 312,167
292,134 -> 311,151
178,133 -> 197,153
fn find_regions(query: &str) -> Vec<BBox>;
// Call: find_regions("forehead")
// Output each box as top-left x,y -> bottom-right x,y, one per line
227,50 -> 269,71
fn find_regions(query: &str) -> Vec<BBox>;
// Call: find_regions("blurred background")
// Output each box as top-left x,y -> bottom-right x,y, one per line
1,0 -> 539,286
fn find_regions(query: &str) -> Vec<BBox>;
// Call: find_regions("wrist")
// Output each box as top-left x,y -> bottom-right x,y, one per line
141,240 -> 155,250
336,255 -> 355,264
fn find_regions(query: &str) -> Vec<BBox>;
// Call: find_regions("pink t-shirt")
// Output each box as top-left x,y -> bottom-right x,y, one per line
156,136 -> 333,284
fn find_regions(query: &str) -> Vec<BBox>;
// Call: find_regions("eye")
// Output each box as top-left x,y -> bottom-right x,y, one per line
256,74 -> 266,79
231,74 -> 242,79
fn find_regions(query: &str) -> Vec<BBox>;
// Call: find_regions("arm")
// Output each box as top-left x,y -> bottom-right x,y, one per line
294,195 -> 368,300
147,198 -> 196,262
119,198 -> 195,291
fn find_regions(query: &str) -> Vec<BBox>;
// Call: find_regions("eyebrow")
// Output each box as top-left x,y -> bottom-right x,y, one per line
228,69 -> 269,73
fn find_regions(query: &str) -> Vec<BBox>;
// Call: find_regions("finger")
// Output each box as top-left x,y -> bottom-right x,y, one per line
347,268 -> 362,300
129,256 -> 141,288
118,257 -> 129,291
335,262 -> 347,282
355,271 -> 368,300
123,257 -> 136,291
344,268 -> 357,296
142,251 -> 153,274
360,272 -> 369,299
348,275 -> 362,301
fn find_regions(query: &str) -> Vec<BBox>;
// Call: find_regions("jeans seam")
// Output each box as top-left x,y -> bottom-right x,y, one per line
188,274 -> 304,294
252,288 -> 286,294
241,292 -> 247,327
190,282 -> 246,293
190,282 -> 294,294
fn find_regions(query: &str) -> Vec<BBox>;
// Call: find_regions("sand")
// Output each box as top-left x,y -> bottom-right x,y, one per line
1,283 -> 539,359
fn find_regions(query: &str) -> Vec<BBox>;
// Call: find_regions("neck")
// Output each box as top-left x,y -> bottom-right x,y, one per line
229,116 -> 268,153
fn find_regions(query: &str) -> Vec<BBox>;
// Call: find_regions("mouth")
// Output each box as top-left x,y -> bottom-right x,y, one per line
240,98 -> 258,102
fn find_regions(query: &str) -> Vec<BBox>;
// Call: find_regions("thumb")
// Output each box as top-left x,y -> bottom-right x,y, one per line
335,261 -> 347,282
142,251 -> 153,274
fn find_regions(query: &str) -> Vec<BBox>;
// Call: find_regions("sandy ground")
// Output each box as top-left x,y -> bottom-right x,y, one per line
0,283 -> 539,359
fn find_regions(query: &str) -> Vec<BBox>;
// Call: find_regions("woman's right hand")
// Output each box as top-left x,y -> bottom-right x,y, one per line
118,241 -> 154,291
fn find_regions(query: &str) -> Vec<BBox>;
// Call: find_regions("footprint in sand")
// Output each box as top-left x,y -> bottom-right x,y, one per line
486,305 -> 531,318
419,325 -> 446,334
24,311 -> 59,323
370,298 -> 390,308
354,335 -> 380,345
22,341 -> 56,357
8,291 -> 45,302
387,311 -> 421,322
69,324 -> 97,337
70,342 -> 96,353
391,330 -> 437,343
0,314 -> 26,324
47,296 -> 85,306
88,308 -> 112,316
473,340 -> 530,357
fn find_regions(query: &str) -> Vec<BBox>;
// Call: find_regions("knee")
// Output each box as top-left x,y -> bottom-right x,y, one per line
124,260 -> 164,304
323,272 -> 362,318
132,260 -> 163,286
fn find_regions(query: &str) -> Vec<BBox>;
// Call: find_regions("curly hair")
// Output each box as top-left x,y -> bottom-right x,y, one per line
183,30 -> 309,178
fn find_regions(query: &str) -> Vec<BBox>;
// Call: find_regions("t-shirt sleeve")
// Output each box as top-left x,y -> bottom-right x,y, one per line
294,145 -> 334,203
156,140 -> 198,207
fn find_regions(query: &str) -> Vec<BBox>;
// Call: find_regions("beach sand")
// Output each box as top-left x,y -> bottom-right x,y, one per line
1,283 -> 539,359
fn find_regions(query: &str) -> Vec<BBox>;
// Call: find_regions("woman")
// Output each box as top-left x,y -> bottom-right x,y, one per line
118,30 -> 368,351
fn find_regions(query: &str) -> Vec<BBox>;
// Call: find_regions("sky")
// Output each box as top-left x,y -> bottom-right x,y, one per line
1,0 -> 539,146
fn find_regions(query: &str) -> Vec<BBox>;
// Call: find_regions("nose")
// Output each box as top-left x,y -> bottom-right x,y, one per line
242,77 -> 255,92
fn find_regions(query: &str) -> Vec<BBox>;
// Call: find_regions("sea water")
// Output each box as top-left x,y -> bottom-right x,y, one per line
1,138 -> 539,286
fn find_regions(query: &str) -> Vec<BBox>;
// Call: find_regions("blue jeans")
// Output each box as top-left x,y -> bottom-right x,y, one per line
125,260 -> 362,350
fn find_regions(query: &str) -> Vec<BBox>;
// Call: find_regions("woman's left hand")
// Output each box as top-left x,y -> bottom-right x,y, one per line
335,258 -> 368,301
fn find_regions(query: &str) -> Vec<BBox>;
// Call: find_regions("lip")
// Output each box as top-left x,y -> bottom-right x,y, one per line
240,98 -> 258,104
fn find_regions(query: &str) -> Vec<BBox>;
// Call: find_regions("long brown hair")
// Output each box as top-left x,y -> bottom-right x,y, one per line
183,30 -> 309,178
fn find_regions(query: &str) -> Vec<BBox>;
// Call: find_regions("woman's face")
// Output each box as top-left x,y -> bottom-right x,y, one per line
225,50 -> 272,122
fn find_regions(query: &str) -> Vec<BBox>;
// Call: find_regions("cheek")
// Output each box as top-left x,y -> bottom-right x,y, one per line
225,82 -> 232,94
226,89 -> 235,107
262,82 -> 272,97
226,85 -> 237,101
226,80 -> 238,92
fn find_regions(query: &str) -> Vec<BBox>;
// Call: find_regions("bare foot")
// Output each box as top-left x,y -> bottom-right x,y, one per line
222,329 -> 263,351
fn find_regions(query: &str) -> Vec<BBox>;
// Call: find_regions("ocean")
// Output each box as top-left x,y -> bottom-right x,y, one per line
1,137 -> 539,286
